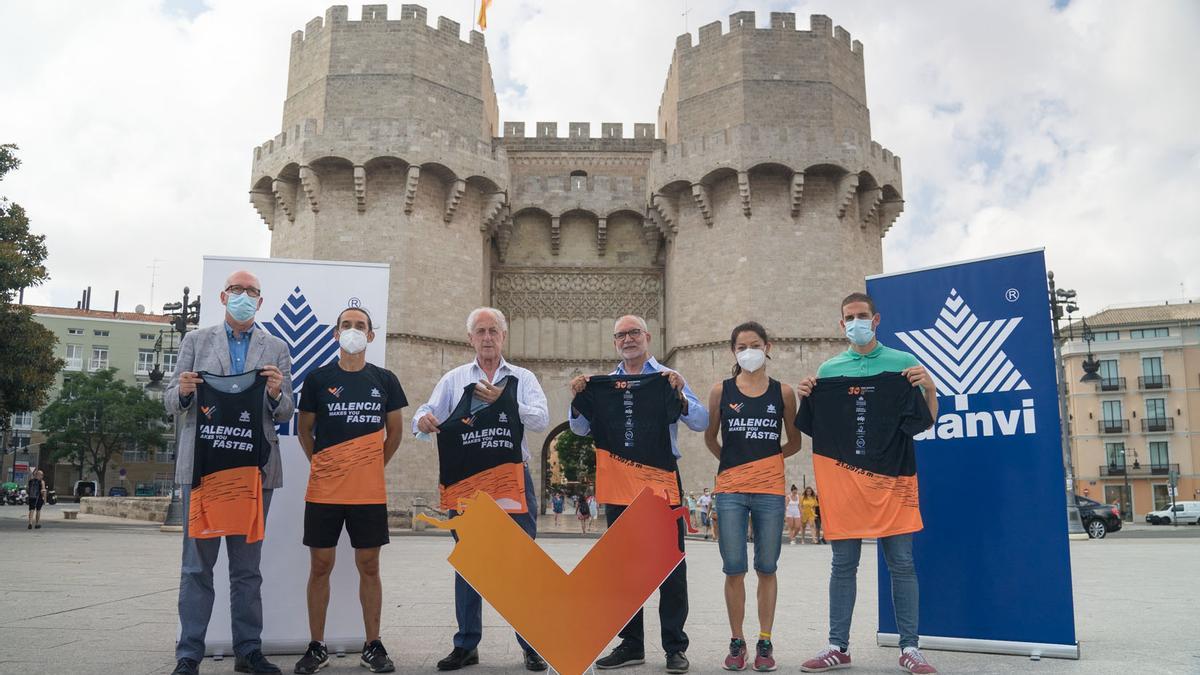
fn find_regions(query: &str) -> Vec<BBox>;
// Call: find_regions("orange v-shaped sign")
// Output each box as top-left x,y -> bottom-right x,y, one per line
418,488 -> 686,675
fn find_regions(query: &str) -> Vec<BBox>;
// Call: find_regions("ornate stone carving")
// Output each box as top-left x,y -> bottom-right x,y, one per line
353,165 -> 367,213
493,269 -> 663,320
737,170 -> 751,217
691,183 -> 713,226
299,165 -> 321,213
403,166 -> 420,214
272,179 -> 296,223
250,189 -> 275,230
836,173 -> 859,219
790,172 -> 804,217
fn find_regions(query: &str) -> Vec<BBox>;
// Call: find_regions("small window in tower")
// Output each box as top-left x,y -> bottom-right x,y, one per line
570,170 -> 587,191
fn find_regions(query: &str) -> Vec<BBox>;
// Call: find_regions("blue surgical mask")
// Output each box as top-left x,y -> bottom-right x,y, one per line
225,292 -> 258,322
845,318 -> 875,346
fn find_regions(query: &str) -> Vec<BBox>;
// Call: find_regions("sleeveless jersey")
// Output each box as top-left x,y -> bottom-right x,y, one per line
571,373 -> 683,506
715,377 -> 786,495
299,361 -> 407,505
189,370 -> 268,543
795,372 -> 933,540
436,375 -> 527,513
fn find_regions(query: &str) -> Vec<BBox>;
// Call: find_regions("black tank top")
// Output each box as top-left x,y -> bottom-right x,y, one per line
715,377 -> 786,495
192,371 -> 268,488
436,375 -> 528,513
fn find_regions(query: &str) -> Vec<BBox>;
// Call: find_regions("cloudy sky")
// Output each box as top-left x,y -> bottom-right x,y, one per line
2,0 -> 1197,315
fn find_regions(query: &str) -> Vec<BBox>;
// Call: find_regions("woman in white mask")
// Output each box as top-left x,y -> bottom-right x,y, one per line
703,322 -> 803,671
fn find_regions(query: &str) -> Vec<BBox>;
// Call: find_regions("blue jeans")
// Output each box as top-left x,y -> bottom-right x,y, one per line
176,485 -> 274,661
828,534 -> 919,650
449,467 -> 538,654
715,493 -> 785,575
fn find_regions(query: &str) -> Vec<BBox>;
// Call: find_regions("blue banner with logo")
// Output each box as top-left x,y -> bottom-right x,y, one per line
866,249 -> 1078,657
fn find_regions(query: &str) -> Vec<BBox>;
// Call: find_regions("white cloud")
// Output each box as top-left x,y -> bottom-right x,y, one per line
1,0 -> 1196,315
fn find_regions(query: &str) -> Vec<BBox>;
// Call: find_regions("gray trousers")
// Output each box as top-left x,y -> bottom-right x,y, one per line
176,485 -> 274,661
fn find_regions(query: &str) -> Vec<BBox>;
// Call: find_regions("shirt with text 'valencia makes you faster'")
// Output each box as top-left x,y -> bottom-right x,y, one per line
795,372 -> 933,540
572,373 -> 682,505
436,375 -> 528,513
299,361 -> 407,505
190,370 -> 269,542
715,377 -> 786,495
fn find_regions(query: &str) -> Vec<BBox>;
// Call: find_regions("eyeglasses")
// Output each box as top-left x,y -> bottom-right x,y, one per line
613,328 -> 645,341
225,285 -> 261,298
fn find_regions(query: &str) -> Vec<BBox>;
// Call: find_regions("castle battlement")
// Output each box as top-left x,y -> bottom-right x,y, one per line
251,118 -> 502,165
671,12 -> 862,57
501,122 -> 657,141
290,4 -> 484,49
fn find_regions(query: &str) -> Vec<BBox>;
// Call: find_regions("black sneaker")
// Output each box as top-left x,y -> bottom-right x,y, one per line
595,642 -> 645,669
234,649 -> 282,674
666,651 -> 690,673
436,647 -> 479,671
172,658 -> 200,675
360,640 -> 395,673
293,641 -> 328,674
524,650 -> 548,672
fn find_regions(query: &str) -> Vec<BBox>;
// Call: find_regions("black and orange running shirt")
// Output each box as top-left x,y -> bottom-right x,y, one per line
716,377 -> 786,495
436,375 -> 527,513
572,374 -> 683,506
299,361 -> 407,505
795,372 -> 933,540
189,370 -> 269,543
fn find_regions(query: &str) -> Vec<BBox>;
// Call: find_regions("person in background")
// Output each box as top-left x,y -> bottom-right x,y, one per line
27,469 -> 47,530
799,487 -> 820,545
552,491 -> 565,526
697,489 -> 713,539
785,485 -> 802,545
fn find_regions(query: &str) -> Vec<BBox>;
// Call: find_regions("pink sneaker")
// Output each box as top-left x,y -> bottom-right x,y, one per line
753,640 -> 776,671
724,638 -> 747,670
799,647 -> 851,672
899,649 -> 937,674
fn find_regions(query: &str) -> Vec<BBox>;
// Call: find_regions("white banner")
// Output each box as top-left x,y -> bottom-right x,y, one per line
197,255 -> 390,655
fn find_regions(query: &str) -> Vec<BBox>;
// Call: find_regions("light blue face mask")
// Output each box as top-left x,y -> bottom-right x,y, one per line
845,318 -> 875,346
225,292 -> 258,322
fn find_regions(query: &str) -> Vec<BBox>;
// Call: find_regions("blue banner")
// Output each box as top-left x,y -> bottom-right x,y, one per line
866,249 -> 1078,657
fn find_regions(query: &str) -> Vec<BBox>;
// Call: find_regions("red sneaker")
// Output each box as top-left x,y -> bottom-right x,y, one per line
724,638 -> 747,671
899,649 -> 938,674
799,647 -> 851,672
753,640 -> 776,671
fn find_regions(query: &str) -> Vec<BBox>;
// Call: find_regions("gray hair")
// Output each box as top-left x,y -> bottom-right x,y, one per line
613,315 -> 648,333
467,307 -> 508,333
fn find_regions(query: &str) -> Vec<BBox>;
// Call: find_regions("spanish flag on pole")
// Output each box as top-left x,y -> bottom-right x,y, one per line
477,0 -> 492,30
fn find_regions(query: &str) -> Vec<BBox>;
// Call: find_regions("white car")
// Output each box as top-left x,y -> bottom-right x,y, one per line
1145,501 -> 1200,525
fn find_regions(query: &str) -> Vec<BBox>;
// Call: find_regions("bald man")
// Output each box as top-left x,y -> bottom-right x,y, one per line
166,270 -> 294,675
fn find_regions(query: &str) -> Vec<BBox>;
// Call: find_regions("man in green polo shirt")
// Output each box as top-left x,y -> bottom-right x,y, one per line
796,292 -> 940,675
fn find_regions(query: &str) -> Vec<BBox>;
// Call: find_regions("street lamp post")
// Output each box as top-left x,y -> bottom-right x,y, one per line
1048,271 -> 1088,538
157,287 -> 200,530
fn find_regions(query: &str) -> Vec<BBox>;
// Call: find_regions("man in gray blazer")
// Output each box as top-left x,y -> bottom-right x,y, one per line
166,269 -> 294,675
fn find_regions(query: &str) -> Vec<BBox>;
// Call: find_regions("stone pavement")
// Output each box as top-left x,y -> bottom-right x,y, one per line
1,504 -> 1198,675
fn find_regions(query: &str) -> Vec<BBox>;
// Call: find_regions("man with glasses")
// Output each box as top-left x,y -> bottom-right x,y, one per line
166,269 -> 295,675
568,315 -> 708,673
413,307 -> 551,672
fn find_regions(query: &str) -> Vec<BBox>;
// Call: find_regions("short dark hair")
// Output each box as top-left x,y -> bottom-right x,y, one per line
336,306 -> 373,331
840,292 -> 876,316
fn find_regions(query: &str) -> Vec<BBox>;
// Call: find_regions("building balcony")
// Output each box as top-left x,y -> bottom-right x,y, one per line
1138,374 -> 1170,390
1097,377 -> 1126,392
1140,417 -> 1174,433
1100,462 -> 1179,477
1098,419 -> 1130,434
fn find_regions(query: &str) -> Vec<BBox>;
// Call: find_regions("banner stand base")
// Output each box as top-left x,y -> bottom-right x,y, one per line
876,633 -> 1080,660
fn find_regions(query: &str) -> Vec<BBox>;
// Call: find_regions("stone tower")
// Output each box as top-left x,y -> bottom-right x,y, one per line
250,7 -> 904,509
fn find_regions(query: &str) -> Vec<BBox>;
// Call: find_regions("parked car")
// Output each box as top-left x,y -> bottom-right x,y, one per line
1146,501 -> 1200,525
1074,495 -> 1122,538
108,486 -> 129,497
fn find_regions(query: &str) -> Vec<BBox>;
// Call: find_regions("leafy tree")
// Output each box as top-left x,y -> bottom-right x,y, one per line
0,143 -> 59,439
40,369 -> 167,493
555,429 -> 595,484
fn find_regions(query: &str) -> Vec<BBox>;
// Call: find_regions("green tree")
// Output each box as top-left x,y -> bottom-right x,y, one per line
40,369 -> 167,493
555,429 -> 595,484
0,143 -> 60,440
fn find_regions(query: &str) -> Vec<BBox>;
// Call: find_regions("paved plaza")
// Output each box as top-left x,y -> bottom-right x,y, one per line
1,505 -> 1197,675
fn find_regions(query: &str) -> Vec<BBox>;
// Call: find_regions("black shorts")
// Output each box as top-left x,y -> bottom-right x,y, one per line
28,498 -> 45,511
303,502 -> 389,549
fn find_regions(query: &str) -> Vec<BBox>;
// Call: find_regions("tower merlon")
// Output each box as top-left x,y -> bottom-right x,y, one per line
502,123 -> 655,140
770,12 -> 796,30
673,12 -> 866,54
289,5 -> 479,48
569,122 -> 591,139
729,11 -> 755,30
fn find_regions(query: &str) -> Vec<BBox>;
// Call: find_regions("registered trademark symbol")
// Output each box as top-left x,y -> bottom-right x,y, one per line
348,297 -> 361,308
1005,288 -> 1020,302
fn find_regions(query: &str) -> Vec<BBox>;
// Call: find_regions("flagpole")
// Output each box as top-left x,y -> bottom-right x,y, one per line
471,0 -> 477,30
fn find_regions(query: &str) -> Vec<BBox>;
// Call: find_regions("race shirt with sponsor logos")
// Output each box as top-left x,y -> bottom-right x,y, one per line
572,374 -> 682,506
436,375 -> 527,513
794,372 -> 933,540
715,377 -> 786,495
299,361 -> 407,505
189,371 -> 269,542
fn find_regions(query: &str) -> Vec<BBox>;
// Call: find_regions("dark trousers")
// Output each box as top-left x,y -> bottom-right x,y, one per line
450,466 -> 538,654
604,503 -> 689,655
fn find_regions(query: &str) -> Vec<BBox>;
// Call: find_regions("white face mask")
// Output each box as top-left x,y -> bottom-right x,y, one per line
736,348 -> 767,372
338,328 -> 368,355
